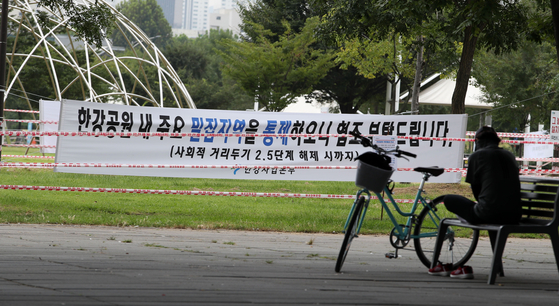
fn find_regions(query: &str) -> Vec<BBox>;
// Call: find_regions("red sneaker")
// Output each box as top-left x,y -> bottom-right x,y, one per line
450,266 -> 474,279
428,262 -> 453,276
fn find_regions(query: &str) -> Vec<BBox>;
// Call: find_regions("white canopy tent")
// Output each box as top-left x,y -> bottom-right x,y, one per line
282,96 -> 341,113
400,74 -> 492,109
282,74 -> 492,114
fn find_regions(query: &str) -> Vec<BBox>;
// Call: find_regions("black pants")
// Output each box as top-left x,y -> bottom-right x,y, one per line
442,195 -> 484,224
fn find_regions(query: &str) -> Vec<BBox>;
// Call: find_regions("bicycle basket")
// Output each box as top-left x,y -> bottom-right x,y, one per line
355,153 -> 394,193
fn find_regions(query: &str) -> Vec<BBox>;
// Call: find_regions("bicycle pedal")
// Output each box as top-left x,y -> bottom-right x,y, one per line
385,252 -> 402,259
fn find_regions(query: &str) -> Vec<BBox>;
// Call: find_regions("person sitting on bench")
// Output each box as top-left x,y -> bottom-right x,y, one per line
428,126 -> 522,279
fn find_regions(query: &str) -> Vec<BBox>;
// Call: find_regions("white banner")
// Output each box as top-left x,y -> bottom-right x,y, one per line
55,100 -> 467,183
551,110 -> 559,142
524,131 -> 553,159
39,100 -> 60,154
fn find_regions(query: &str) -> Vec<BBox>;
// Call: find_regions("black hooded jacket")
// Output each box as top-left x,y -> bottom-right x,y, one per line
466,140 -> 522,224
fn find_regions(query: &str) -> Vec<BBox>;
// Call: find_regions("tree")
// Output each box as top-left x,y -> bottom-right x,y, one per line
35,0 -> 114,48
113,0 -> 172,48
332,33 -> 423,114
219,17 -> 335,112
238,0 -> 311,42
3,18 -> 112,126
164,30 -> 254,110
239,0 -> 389,114
317,0 -> 534,114
472,40 -> 559,132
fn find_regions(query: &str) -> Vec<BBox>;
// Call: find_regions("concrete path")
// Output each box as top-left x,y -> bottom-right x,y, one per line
0,224 -> 557,305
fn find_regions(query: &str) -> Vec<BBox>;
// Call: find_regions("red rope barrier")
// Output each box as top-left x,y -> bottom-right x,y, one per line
0,184 -> 421,203
0,131 -> 557,145
4,119 -> 58,124
2,155 -> 55,159
3,109 -> 39,113
0,162 -> 469,173
466,131 -> 551,138
2,144 -> 55,148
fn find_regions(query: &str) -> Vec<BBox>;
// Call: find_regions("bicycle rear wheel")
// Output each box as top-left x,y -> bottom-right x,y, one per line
413,197 -> 479,269
335,196 -> 365,272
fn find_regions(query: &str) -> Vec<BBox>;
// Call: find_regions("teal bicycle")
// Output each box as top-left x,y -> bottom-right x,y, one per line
335,131 -> 479,272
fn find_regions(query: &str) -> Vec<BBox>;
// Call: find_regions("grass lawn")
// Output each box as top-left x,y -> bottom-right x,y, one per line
0,147 -> 475,234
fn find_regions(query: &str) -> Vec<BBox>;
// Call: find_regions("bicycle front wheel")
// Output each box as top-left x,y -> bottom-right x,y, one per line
413,197 -> 479,269
335,196 -> 365,272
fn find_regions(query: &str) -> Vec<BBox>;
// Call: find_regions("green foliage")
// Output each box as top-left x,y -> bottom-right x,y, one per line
335,34 -> 416,80
37,0 -> 114,48
472,40 -> 559,132
113,0 -> 173,48
317,0 -> 538,114
4,17 -> 112,125
219,17 -> 335,112
307,66 -> 387,114
239,0 -> 390,114
93,48 -> 171,107
238,0 -> 311,43
163,31 -> 254,110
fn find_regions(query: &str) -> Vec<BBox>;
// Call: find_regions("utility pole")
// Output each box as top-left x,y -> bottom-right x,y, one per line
0,0 -> 9,162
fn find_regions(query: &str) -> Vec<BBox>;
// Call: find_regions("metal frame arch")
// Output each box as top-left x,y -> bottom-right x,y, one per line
2,0 -> 196,109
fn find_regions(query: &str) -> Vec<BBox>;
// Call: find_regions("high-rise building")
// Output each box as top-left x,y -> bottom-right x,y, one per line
209,8 -> 242,36
217,0 -> 236,9
184,0 -> 209,30
153,0 -> 209,30
156,0 -> 177,28
216,0 -> 255,10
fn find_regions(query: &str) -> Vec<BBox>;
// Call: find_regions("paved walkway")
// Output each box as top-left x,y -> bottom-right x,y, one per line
0,224 -> 557,305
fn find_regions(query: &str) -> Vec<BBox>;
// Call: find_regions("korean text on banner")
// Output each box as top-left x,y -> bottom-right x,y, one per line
54,100 -> 467,183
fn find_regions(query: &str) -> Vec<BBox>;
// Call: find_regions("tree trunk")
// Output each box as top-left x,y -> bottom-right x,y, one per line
338,97 -> 358,113
551,0 -> 559,64
451,26 -> 478,114
411,36 -> 424,115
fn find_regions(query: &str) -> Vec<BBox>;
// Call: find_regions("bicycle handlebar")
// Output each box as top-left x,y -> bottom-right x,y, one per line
349,131 -> 417,159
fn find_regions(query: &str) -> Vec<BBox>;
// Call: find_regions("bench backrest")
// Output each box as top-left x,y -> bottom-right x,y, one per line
519,177 -> 559,226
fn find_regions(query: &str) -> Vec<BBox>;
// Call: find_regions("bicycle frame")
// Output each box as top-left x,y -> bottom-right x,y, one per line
343,171 -> 440,241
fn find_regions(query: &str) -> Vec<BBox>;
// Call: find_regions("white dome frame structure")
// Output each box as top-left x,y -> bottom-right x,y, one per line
2,0 -> 195,109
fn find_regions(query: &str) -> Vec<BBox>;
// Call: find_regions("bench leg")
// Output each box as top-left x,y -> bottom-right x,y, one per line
549,229 -> 559,277
430,220 -> 450,269
488,231 -> 505,277
488,229 -> 509,285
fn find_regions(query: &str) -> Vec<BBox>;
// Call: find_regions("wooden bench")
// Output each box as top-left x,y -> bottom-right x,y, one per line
430,176 -> 559,284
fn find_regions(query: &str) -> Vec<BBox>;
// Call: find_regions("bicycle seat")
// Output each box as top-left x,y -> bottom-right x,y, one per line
413,166 -> 445,177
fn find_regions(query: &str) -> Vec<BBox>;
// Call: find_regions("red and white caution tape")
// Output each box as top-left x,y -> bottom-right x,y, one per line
466,131 -> 551,139
4,119 -> 58,124
2,144 -> 55,148
501,139 -> 557,145
1,155 -> 55,159
0,162 -> 356,169
4,109 -> 39,114
520,169 -> 559,174
515,157 -> 559,162
1,131 -> 558,145
0,184 -> 419,203
0,162 -> 467,173
5,162 -> 558,176
0,131 -> 472,142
